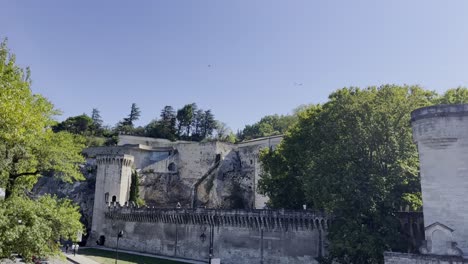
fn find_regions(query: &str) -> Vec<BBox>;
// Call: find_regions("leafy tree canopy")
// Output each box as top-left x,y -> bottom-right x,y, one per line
0,39 -> 84,261
0,195 -> 83,262
436,86 -> 468,104
0,40 -> 85,198
259,85 -> 438,263
53,114 -> 94,135
239,114 -> 297,141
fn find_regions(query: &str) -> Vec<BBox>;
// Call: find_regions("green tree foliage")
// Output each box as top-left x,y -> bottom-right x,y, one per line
0,195 -> 83,262
160,105 -> 177,139
176,103 -> 195,138
201,110 -> 216,139
0,39 -> 84,261
90,108 -> 103,134
239,114 -> 297,141
0,40 -> 85,198
436,87 -> 468,104
192,109 -> 205,140
53,114 -> 94,135
259,85 -> 437,263
128,170 -> 144,207
117,103 -> 141,133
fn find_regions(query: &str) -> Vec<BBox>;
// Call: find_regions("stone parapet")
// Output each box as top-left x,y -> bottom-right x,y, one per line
96,154 -> 134,167
105,206 -> 329,231
384,252 -> 468,264
411,104 -> 468,122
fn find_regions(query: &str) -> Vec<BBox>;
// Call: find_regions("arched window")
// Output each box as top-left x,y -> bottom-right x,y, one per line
105,192 -> 109,203
112,195 -> 117,202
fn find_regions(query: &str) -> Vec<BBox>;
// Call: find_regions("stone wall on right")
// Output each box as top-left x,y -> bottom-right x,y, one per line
384,252 -> 468,264
384,104 -> 468,263
411,104 -> 468,255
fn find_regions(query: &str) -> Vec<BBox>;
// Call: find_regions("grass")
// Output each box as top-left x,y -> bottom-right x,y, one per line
78,248 -> 186,264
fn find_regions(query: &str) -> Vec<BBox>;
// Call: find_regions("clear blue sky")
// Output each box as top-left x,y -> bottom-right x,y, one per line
2,1 -> 468,131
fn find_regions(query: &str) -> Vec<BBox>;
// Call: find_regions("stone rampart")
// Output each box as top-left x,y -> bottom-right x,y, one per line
384,252 -> 468,264
105,207 -> 329,231
98,207 -> 327,263
411,104 -> 468,253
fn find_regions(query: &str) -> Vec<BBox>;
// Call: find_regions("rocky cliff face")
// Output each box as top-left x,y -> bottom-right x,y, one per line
138,151 -> 255,209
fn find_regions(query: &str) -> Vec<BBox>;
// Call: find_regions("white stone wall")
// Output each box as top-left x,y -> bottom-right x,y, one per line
176,142 -> 219,180
385,252 -> 468,264
90,155 -> 134,243
412,105 -> 468,253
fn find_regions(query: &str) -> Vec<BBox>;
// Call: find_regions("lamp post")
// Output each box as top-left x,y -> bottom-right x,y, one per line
115,230 -> 124,264
200,225 -> 214,264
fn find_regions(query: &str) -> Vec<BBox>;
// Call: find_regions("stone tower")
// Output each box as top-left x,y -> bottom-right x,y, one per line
411,104 -> 468,255
90,154 -> 134,244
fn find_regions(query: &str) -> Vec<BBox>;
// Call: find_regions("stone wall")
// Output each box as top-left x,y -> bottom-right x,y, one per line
384,252 -> 468,264
411,105 -> 468,253
97,206 -> 328,264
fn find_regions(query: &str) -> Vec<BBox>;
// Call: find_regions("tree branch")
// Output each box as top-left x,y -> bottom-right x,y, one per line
11,170 -> 39,179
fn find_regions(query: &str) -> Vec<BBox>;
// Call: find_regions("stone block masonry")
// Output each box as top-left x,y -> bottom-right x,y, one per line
99,206 -> 328,264
384,252 -> 468,264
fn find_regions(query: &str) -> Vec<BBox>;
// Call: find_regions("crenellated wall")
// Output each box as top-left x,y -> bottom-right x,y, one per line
98,206 -> 328,264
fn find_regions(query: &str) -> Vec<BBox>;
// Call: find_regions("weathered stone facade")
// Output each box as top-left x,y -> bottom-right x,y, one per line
85,135 -> 282,210
100,206 -> 328,264
384,252 -> 468,264
86,135 -> 329,263
385,104 -> 468,263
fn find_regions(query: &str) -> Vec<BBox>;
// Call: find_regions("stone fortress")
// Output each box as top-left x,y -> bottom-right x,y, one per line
84,135 -> 329,264
386,104 -> 468,263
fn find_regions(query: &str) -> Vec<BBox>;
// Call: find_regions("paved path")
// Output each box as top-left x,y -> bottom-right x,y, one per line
64,252 -> 100,264
83,247 -> 206,264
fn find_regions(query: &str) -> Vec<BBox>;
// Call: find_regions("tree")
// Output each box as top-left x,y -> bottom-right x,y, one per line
201,110 -> 216,139
90,108 -> 103,134
159,106 -> 177,140
0,195 -> 83,262
129,170 -> 144,207
0,40 -> 85,198
53,114 -> 94,135
437,87 -> 468,104
239,114 -> 297,141
0,39 -> 84,260
259,85 -> 437,263
192,109 -> 205,140
215,121 -> 236,143
176,103 -> 195,138
117,103 -> 141,133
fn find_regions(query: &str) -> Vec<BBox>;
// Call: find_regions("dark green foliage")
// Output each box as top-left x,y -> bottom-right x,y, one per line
238,114 -> 297,141
259,85 -> 437,263
53,114 -> 94,135
0,39 -> 84,260
125,103 -> 141,127
116,103 -> 141,134
145,106 -> 178,140
90,108 -> 103,134
160,105 -> 177,139
129,170 -> 144,206
129,170 -> 139,202
436,87 -> 468,104
176,103 -> 196,138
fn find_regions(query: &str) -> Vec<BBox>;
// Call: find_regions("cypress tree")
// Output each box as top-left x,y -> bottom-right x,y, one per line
129,170 -> 140,204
